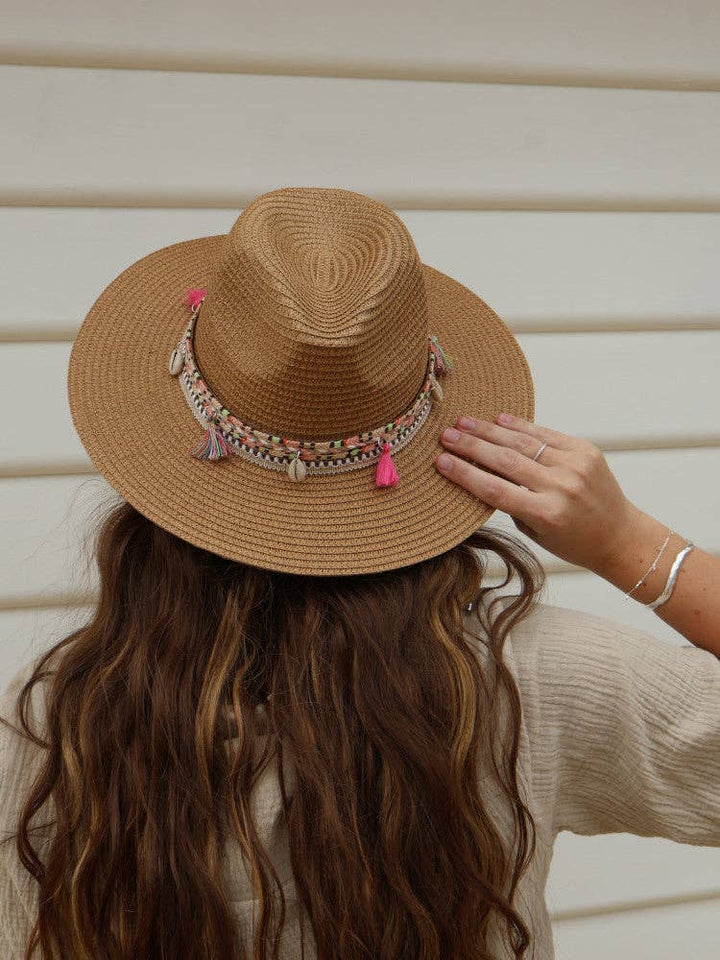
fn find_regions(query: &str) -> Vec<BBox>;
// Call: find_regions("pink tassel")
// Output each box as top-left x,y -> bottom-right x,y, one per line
190,423 -> 230,460
185,287 -> 207,311
375,441 -> 399,487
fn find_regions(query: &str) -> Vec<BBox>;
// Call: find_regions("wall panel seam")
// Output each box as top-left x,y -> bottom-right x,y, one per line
550,886 -> 720,923
2,52 -> 720,93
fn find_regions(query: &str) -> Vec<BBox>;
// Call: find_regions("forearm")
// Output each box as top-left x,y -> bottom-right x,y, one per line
593,505 -> 720,657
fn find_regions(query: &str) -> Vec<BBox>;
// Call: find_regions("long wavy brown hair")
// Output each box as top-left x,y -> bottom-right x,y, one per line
1,490 -> 547,960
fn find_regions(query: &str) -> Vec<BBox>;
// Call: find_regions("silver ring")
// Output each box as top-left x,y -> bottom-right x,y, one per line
532,441 -> 548,462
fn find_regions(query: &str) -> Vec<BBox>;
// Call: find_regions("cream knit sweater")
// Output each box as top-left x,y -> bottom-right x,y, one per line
1,602 -> 719,958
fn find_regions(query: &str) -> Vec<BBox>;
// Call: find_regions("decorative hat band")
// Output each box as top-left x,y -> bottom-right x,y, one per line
169,288 -> 456,486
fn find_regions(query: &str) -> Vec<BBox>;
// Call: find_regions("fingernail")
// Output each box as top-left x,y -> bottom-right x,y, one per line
458,416 -> 476,429
496,412 -> 513,424
436,454 -> 454,471
443,427 -> 460,442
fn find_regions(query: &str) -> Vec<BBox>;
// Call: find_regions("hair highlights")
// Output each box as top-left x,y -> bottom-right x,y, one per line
1,497 -> 546,959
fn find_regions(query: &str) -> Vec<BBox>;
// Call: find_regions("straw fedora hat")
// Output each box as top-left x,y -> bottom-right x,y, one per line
67,186 -> 534,576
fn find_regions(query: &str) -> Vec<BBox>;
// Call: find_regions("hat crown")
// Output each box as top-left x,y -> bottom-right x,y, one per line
193,187 -> 430,439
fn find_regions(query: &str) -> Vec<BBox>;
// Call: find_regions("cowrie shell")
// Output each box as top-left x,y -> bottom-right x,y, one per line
430,377 -> 444,402
287,456 -> 308,481
169,347 -> 184,376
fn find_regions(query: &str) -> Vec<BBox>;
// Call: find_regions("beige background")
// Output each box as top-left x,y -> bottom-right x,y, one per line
1,2 -> 719,954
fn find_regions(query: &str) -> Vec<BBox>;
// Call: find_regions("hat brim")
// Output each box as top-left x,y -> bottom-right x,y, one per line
67,235 -> 534,576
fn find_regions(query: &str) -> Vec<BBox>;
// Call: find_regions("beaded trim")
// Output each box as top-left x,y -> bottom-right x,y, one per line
168,289 -> 456,481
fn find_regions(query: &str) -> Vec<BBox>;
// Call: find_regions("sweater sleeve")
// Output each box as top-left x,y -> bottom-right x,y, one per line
0,855 -> 34,960
508,603 -> 720,845
0,656 -> 47,959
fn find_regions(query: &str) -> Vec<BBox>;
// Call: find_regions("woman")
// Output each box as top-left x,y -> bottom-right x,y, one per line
1,187 -> 718,959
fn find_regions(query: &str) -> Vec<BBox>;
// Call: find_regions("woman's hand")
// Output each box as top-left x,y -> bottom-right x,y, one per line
435,412 -> 641,576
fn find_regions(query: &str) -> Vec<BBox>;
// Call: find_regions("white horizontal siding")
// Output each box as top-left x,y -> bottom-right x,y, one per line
2,66 -> 720,209
1,0 -> 719,89
547,832 -> 720,915
551,896 -> 720,958
3,208 -> 720,339
2,30 -> 719,955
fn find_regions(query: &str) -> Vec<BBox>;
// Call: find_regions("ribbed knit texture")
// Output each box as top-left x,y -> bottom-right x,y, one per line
1,602 -> 719,958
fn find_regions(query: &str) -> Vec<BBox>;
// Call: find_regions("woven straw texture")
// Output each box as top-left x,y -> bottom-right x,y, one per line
67,187 -> 535,576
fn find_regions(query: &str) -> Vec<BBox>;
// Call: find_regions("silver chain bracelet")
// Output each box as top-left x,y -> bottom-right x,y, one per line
624,528 -> 695,612
625,529 -> 673,599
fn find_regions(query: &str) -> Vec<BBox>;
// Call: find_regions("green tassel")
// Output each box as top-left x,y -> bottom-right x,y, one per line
430,335 -> 455,374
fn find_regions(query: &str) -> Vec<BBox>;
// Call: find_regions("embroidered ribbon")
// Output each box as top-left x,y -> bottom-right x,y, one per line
169,288 -> 456,486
